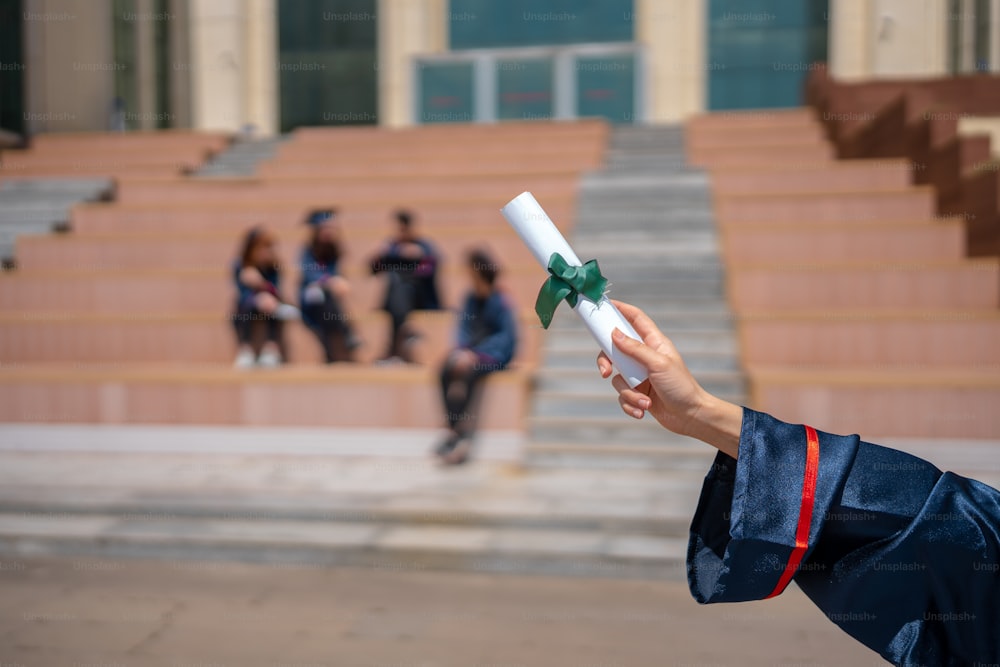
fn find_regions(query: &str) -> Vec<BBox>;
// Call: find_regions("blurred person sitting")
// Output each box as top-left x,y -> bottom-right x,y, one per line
436,249 -> 517,465
369,209 -> 441,363
232,227 -> 299,369
299,208 -> 361,363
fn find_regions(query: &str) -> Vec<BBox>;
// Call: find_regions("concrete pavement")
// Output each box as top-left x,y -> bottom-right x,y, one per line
0,556 -> 887,667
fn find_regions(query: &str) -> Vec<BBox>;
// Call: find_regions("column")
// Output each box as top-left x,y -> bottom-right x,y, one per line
377,0 -> 448,127
636,0 -> 706,123
186,0 -> 277,135
22,0 -> 117,133
829,0 -> 874,80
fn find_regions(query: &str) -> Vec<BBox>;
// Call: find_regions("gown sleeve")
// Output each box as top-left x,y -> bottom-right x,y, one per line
688,408 -> 1000,666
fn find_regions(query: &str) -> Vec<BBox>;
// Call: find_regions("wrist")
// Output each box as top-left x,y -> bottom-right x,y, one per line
684,390 -> 742,459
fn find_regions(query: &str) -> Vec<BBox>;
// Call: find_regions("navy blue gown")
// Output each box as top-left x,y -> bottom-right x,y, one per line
688,409 -> 1000,665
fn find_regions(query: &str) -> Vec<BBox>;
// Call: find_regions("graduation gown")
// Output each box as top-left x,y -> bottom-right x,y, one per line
688,408 -> 1000,665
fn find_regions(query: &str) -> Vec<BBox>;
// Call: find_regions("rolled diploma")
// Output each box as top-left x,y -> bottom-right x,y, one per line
501,191 -> 648,388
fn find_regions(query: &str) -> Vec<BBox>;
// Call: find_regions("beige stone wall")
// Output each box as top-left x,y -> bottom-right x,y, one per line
636,0 -> 706,123
185,0 -> 277,135
377,0 -> 447,127
830,0 -> 949,80
22,0 -> 116,133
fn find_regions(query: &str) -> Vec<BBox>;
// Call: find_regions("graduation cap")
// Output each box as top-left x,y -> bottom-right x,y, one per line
306,208 -> 337,226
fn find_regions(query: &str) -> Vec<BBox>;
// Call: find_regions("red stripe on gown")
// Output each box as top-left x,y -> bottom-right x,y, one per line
765,424 -> 820,599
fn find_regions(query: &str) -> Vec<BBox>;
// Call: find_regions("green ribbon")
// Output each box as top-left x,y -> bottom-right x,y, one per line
535,253 -> 608,329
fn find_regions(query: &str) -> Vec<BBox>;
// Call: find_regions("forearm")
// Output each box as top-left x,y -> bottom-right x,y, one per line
685,391 -> 742,460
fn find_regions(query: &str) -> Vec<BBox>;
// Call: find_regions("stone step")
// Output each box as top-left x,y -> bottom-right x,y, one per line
579,197 -> 713,211
533,374 -> 746,400
0,511 -> 688,580
540,350 -> 742,373
533,388 -> 745,420
0,178 -> 112,195
193,137 -> 287,178
546,314 -> 736,334
542,330 -> 738,352
541,302 -> 736,327
529,414 -> 741,444
572,239 -> 722,257
603,155 -> 692,171
576,211 -> 716,226
525,441 -> 715,472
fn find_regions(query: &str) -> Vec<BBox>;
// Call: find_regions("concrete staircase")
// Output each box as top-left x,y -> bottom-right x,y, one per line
527,125 -> 747,469
193,135 -> 287,177
0,178 -> 111,265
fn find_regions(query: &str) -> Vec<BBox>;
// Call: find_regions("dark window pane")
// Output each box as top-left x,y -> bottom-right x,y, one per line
418,62 -> 475,123
575,54 -> 634,124
707,0 -> 829,110
278,0 -> 378,130
497,58 -> 553,121
0,0 -> 25,135
975,0 -> 991,72
112,0 -> 138,129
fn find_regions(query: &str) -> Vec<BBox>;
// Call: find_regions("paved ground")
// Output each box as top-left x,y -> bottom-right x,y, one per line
0,556 -> 886,667
0,423 -> 994,666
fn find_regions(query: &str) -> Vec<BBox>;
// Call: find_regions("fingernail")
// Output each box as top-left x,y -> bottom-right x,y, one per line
612,328 -> 624,342
640,398 -> 651,409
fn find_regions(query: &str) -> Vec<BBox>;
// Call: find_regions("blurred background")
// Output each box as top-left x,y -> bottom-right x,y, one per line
0,1 -> 998,665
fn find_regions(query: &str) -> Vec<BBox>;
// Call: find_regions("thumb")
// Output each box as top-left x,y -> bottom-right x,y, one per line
612,328 -> 664,371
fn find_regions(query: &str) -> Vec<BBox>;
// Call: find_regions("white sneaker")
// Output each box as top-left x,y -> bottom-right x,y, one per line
233,348 -> 256,369
257,348 -> 282,368
273,304 -> 301,321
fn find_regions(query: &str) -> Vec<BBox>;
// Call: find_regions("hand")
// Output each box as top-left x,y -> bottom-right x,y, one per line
254,291 -> 280,313
399,242 -> 424,260
239,266 -> 266,289
448,349 -> 479,373
597,300 -> 742,458
326,275 -> 350,300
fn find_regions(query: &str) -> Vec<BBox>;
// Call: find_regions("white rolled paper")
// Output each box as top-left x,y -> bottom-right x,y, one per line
501,191 -> 648,388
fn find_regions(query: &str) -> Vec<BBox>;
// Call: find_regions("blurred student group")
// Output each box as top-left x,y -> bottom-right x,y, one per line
232,205 -> 516,464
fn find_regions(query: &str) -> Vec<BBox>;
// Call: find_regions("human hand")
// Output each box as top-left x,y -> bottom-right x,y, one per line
597,300 -> 741,457
255,291 -> 280,313
326,275 -> 350,300
399,242 -> 425,259
448,348 -> 479,373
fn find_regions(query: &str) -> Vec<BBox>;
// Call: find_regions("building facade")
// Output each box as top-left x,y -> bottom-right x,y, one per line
0,0 -> 995,137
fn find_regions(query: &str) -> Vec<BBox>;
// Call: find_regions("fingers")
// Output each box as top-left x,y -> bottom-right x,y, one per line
612,374 -> 651,419
596,351 -> 613,378
610,300 -> 666,346
611,328 -> 669,372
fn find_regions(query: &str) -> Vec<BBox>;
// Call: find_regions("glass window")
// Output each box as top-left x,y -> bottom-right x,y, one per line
418,62 -> 475,123
0,0 -> 25,135
497,58 -> 553,121
974,0 -> 991,72
112,0 -> 138,129
707,0 -> 829,110
450,0 -> 634,49
575,54 -> 634,124
278,0 -> 378,130
152,0 -> 171,129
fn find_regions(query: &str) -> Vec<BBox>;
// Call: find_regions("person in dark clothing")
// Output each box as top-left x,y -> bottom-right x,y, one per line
298,208 -> 360,363
231,226 -> 300,368
436,249 -> 517,465
597,299 -> 1000,665
369,209 -> 441,362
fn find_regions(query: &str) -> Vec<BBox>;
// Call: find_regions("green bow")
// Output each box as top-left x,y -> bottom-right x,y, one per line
535,253 -> 608,329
